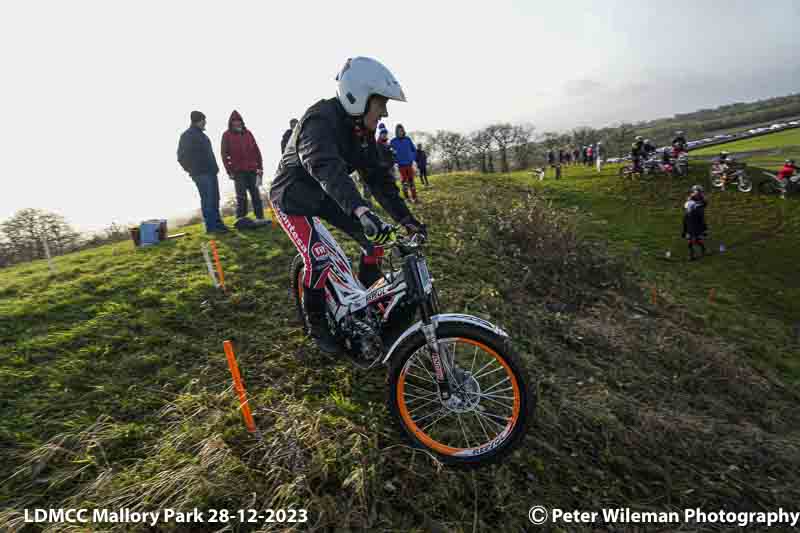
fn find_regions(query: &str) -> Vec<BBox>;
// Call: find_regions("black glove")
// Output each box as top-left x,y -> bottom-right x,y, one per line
400,215 -> 428,238
359,210 -> 395,245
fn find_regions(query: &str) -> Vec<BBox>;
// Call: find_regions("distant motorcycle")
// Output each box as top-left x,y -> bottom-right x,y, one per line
759,171 -> 799,196
673,152 -> 689,177
710,162 -> 752,192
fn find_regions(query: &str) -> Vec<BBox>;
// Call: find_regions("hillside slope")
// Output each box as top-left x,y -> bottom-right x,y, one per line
2,171 -> 800,532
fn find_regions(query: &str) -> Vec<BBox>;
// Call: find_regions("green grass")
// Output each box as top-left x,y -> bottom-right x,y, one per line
692,127 -> 800,155
2,168 -> 800,532
525,162 -> 800,380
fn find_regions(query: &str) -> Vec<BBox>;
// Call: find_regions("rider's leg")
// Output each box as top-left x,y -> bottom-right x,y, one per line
407,167 -> 418,202
318,199 -> 383,289
272,203 -> 339,353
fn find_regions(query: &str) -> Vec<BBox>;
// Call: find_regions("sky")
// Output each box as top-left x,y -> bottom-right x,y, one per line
2,0 -> 798,232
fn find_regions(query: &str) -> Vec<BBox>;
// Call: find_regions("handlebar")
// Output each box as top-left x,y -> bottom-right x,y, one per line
382,227 -> 427,252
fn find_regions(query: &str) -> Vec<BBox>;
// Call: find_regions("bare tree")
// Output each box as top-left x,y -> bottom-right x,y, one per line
488,123 -> 515,173
1,208 -> 80,265
469,129 -> 495,173
431,130 -> 471,172
512,123 -> 536,170
609,122 -> 636,158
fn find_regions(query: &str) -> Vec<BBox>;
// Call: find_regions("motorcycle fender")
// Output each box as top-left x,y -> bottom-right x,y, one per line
380,313 -> 509,365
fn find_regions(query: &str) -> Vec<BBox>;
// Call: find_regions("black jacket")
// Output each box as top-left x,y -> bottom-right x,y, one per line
416,149 -> 428,168
270,98 -> 411,223
683,197 -> 707,237
281,128 -> 293,154
177,126 -> 219,177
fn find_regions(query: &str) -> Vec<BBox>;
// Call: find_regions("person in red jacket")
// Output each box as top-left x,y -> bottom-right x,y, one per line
221,110 -> 264,220
777,159 -> 799,183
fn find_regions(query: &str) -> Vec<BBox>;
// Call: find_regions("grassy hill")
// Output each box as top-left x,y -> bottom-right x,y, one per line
691,128 -> 800,173
692,127 -> 800,156
2,163 -> 800,531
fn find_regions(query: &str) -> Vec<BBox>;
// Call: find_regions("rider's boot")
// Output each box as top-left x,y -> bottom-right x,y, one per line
304,287 -> 340,354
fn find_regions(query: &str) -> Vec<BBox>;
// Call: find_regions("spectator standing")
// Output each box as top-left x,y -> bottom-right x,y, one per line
682,185 -> 708,261
177,111 -> 227,233
390,124 -> 418,203
221,110 -> 265,221
281,118 -> 299,154
595,141 -> 604,172
416,143 -> 429,186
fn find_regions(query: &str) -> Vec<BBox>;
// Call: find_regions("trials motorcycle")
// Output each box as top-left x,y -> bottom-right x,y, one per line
289,226 -> 533,466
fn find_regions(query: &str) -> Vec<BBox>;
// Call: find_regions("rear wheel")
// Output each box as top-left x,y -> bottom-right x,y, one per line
387,322 -> 533,467
289,254 -> 308,331
759,179 -> 779,195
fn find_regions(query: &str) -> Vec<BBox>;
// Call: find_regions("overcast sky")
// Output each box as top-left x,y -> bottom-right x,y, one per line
2,0 -> 798,231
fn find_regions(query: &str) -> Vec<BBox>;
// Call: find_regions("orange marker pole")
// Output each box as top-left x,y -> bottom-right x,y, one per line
651,286 -> 657,306
209,240 -> 226,291
709,288 -> 715,303
223,340 -> 258,435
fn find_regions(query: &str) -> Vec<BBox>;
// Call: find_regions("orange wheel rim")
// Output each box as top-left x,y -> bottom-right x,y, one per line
396,337 -> 521,456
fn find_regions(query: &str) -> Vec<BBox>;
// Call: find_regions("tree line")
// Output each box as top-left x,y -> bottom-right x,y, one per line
4,92 -> 799,268
414,121 -> 645,173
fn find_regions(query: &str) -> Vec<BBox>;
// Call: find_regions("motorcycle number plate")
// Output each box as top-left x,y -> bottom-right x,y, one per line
417,258 -> 433,295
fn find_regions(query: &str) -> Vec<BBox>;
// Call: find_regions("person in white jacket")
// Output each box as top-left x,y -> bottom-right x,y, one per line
595,142 -> 604,172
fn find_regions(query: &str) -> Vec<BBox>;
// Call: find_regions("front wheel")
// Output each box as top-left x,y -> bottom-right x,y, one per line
738,173 -> 753,193
386,322 -> 533,467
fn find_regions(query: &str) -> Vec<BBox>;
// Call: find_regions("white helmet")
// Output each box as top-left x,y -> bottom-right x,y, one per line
335,57 -> 406,116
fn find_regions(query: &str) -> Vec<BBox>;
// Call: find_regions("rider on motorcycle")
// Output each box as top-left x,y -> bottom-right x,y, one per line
777,159 -> 799,184
643,139 -> 656,158
270,57 -> 426,354
631,136 -> 645,172
672,130 -> 688,157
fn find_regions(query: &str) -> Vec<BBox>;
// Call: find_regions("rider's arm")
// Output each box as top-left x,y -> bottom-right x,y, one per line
363,167 -> 413,223
296,115 -> 370,216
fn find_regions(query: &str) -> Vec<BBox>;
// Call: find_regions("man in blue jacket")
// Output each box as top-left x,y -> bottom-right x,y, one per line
177,111 -> 227,233
390,124 -> 418,202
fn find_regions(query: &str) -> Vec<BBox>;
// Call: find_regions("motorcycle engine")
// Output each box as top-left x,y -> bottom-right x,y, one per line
342,308 -> 384,362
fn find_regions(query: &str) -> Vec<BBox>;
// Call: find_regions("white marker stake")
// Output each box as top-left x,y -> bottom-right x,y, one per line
41,236 -> 55,274
201,244 -> 219,288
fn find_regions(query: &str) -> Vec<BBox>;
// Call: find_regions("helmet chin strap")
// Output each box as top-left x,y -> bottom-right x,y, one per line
352,115 -> 372,148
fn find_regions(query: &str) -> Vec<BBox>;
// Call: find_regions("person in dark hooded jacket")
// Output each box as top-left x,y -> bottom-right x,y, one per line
682,185 -> 708,260
221,110 -> 264,220
269,57 -> 424,354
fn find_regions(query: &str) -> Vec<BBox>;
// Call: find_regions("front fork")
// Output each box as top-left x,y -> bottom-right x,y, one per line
421,321 -> 452,401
